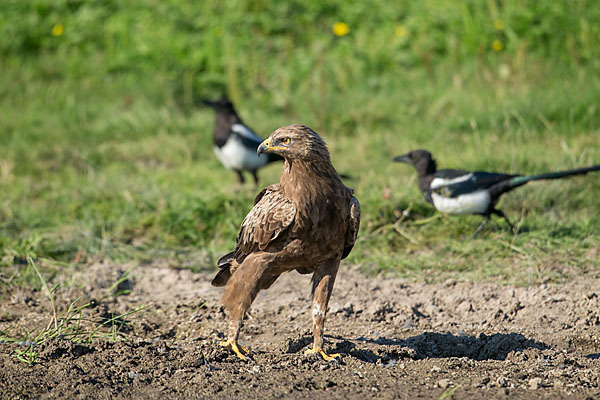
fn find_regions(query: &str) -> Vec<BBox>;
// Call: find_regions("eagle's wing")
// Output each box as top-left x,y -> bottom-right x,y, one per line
212,184 -> 295,287
341,196 -> 360,260
234,184 -> 296,261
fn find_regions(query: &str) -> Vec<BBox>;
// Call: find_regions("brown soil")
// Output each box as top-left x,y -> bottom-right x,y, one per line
1,261 -> 599,399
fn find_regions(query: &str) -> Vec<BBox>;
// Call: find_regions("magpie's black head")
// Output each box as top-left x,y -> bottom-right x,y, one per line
202,98 -> 237,115
393,149 -> 437,175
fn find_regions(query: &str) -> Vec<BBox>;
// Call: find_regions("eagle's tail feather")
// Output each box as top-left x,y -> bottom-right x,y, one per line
211,251 -> 235,287
490,165 -> 600,197
217,251 -> 235,268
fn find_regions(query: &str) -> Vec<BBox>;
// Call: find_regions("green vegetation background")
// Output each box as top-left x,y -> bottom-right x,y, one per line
1,0 -> 599,288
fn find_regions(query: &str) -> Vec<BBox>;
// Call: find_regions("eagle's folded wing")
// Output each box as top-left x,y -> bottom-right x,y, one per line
212,184 -> 296,287
342,196 -> 361,260
234,184 -> 297,261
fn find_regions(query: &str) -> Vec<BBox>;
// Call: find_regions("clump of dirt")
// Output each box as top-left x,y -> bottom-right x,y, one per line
1,261 -> 600,399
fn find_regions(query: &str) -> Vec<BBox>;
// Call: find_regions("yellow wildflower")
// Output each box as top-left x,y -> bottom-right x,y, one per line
333,22 -> 349,37
492,39 -> 503,52
395,25 -> 407,38
51,24 -> 64,37
493,19 -> 504,31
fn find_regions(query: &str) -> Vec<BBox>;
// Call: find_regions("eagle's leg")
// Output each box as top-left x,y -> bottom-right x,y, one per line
220,256 -> 270,360
220,319 -> 249,360
305,260 -> 340,361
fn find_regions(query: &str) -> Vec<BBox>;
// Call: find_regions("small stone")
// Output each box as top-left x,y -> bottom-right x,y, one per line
478,377 -> 490,387
402,320 -> 416,329
128,371 -> 138,379
554,380 -> 564,388
496,376 -> 508,387
437,379 -> 450,389
431,366 -> 442,373
380,358 -> 396,368
529,377 -> 542,390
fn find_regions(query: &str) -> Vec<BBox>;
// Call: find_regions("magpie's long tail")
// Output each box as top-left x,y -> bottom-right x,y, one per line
510,165 -> 600,185
490,165 -> 600,197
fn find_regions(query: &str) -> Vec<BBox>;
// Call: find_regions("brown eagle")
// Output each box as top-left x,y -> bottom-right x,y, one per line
211,124 -> 360,361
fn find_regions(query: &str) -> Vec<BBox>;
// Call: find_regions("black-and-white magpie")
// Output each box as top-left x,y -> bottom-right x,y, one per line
393,149 -> 600,237
204,99 -> 281,185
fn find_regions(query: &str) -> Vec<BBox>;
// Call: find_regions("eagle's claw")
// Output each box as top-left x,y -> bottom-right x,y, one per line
220,339 -> 249,360
304,347 -> 340,362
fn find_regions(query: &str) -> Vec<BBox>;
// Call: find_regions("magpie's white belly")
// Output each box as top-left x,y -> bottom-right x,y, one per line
214,136 -> 267,171
431,190 -> 491,214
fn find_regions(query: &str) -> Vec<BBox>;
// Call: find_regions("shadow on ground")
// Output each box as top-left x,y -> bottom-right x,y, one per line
286,332 -> 549,364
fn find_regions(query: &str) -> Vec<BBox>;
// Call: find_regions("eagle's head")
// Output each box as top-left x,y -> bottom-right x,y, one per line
393,149 -> 437,175
257,124 -> 330,162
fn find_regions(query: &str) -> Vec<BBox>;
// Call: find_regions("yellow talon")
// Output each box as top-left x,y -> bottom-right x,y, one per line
304,347 -> 340,361
220,339 -> 249,360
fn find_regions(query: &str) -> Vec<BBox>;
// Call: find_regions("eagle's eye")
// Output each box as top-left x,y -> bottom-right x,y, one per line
282,137 -> 291,145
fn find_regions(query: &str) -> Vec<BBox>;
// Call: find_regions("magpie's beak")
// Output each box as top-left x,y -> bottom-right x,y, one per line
201,99 -> 215,108
257,139 -> 270,157
393,154 -> 411,163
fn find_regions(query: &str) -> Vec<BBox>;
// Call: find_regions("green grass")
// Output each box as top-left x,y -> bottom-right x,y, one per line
0,1 -> 599,289
0,258 -> 145,365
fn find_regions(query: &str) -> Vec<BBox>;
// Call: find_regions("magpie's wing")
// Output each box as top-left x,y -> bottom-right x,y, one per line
433,169 -> 471,180
432,170 -> 516,198
230,123 -> 264,149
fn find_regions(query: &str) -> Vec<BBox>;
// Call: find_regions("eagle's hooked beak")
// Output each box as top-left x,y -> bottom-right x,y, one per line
257,139 -> 270,157
392,153 -> 411,164
258,138 -> 287,157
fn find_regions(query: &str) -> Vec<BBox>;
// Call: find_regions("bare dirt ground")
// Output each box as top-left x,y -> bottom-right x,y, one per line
1,261 -> 600,399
